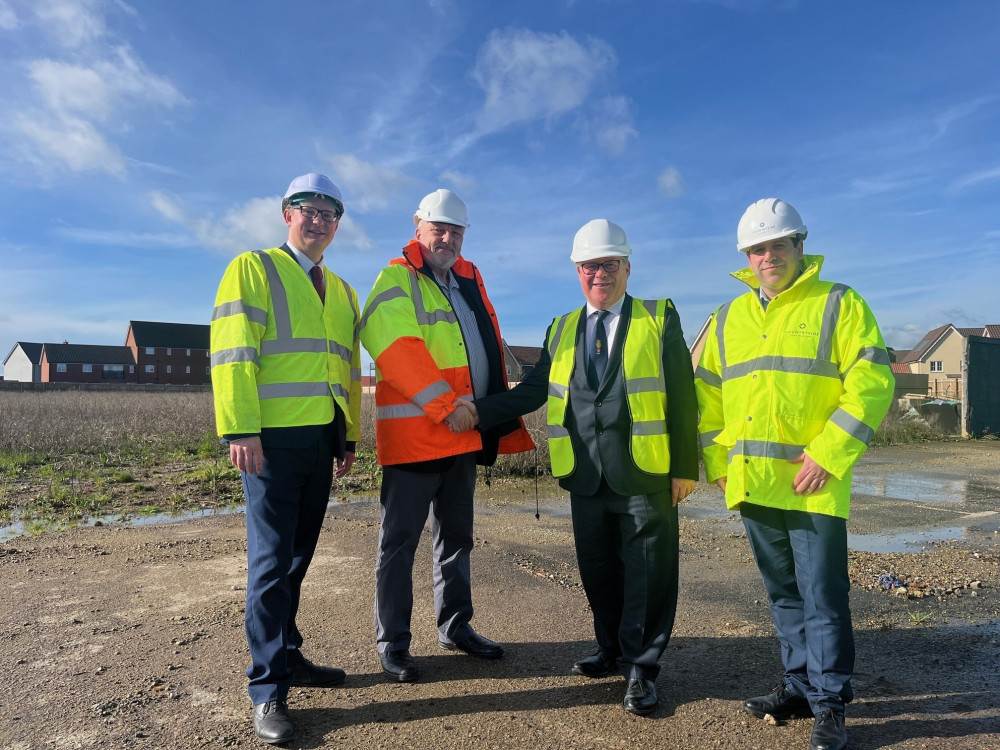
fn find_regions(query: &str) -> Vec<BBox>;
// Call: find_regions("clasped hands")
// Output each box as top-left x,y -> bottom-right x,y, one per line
443,398 -> 479,434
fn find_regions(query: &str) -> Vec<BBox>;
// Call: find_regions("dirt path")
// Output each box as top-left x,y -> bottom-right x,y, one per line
2,441 -> 999,749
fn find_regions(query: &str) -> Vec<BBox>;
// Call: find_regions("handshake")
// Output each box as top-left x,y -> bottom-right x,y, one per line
444,398 -> 479,434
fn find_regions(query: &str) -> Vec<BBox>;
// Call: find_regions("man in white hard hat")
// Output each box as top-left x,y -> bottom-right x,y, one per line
210,172 -> 362,744
359,189 -> 533,682
466,219 -> 699,716
695,199 -> 894,750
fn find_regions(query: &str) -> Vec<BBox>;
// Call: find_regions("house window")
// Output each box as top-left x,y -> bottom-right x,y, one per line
186,349 -> 191,356
167,348 -> 172,355
166,365 -> 172,374
103,365 -> 124,380
185,366 -> 191,374
930,361 -> 943,372
82,364 -> 92,373
129,365 -> 135,373
57,363 -> 67,372
145,347 -> 155,355
145,365 -> 155,373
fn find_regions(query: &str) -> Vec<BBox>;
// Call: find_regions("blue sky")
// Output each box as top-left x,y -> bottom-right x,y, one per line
2,0 -> 999,375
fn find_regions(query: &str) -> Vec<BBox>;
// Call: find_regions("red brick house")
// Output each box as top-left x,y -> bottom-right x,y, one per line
125,321 -> 211,385
39,343 -> 137,383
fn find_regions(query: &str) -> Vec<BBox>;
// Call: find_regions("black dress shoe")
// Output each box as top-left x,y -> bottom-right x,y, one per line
288,651 -> 346,687
811,709 -> 848,750
743,683 -> 812,720
380,649 -> 419,682
571,651 -> 617,678
253,699 -> 294,744
623,677 -> 657,716
439,628 -> 504,659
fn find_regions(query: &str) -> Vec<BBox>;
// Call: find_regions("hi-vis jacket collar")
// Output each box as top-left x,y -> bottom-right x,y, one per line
731,254 -> 824,292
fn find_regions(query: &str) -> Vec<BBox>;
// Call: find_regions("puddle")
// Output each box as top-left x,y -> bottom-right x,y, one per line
850,527 -> 973,553
852,473 -> 999,506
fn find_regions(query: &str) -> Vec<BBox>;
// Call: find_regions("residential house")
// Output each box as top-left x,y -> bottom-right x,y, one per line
502,341 -> 543,382
895,323 -> 1000,399
125,320 -> 212,385
2,342 -> 43,382
39,343 -> 137,383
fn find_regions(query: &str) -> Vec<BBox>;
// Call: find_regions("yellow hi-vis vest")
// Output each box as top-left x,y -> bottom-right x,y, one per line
694,255 -> 894,519
546,299 -> 672,478
210,247 -> 362,438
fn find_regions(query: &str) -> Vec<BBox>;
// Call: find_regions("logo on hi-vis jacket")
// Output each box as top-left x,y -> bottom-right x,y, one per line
786,322 -> 818,338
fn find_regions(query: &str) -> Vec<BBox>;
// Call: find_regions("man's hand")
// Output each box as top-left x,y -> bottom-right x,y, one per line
229,436 -> 264,475
671,477 -> 696,507
790,453 -> 831,495
444,400 -> 477,433
716,477 -> 727,492
456,398 -> 479,425
335,451 -> 355,478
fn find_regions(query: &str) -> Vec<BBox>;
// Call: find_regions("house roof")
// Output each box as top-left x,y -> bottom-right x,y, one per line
901,324 -> 954,363
890,362 -> 912,374
956,327 -> 984,337
506,345 -> 543,366
128,321 -> 211,349
3,341 -> 43,365
986,325 -> 1000,338
42,343 -> 136,365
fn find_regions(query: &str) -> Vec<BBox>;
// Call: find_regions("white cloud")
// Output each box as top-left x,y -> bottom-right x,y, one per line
471,28 -> 616,135
12,111 -> 126,175
328,154 -> 420,213
587,95 -> 637,155
33,0 -> 107,49
657,166 -> 685,198
439,170 -> 478,194
53,227 -> 191,248
948,164 -> 1000,193
0,0 -> 18,30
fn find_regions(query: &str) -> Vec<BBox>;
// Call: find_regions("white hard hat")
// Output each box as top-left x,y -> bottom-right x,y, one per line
413,189 -> 470,228
571,219 -> 632,263
283,173 -> 344,211
736,198 -> 807,252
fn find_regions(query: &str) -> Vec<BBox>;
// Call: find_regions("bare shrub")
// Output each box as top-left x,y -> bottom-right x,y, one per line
872,401 -> 946,446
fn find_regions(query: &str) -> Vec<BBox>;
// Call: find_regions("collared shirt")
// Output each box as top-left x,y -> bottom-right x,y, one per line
285,242 -> 324,279
585,296 -> 625,366
759,286 -> 771,311
436,270 -> 490,399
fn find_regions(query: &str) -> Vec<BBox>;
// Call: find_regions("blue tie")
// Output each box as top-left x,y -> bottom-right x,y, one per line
588,310 -> 609,388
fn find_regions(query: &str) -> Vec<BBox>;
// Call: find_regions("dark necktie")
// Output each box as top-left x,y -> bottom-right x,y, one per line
309,265 -> 325,303
588,310 -> 609,388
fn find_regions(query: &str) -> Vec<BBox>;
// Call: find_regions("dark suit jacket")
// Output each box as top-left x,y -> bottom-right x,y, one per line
476,294 -> 699,496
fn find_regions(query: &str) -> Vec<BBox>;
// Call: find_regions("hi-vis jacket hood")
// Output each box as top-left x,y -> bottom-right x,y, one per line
694,255 -> 894,519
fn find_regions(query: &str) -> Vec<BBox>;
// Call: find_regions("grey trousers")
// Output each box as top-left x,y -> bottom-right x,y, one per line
374,453 -> 477,654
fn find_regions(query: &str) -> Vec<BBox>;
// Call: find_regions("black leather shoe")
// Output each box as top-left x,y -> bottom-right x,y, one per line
743,683 -> 812,720
571,651 -> 617,678
253,700 -> 294,744
439,628 -> 504,659
623,678 -> 657,716
811,709 -> 848,750
288,651 -> 345,688
380,649 -> 419,682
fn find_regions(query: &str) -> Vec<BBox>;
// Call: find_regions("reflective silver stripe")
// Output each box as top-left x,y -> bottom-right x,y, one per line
360,286 -> 408,331
412,380 -> 450,408
817,284 -> 848,361
625,376 -> 661,394
254,251 -> 292,340
729,439 -> 805,461
258,382 -> 331,399
548,313 -> 571,360
857,346 -> 891,366
694,366 -> 722,388
351,367 -> 361,382
331,383 -> 349,400
211,347 -> 258,367
409,269 -> 458,327
547,424 -> 570,438
632,420 -> 666,437
724,356 -> 840,381
548,382 -> 568,399
699,429 -> 722,449
212,300 -> 267,325
377,403 -> 426,420
641,299 -> 658,319
831,408 -> 875,445
328,340 -> 352,363
715,302 -> 732,369
260,338 -> 328,356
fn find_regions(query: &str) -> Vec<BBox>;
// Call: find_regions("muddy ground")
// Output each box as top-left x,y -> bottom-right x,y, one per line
2,440 -> 999,749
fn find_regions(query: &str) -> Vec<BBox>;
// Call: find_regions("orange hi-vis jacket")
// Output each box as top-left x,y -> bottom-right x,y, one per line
360,240 -> 534,466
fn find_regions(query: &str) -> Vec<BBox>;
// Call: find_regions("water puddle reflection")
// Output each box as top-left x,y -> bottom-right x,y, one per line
852,473 -> 998,506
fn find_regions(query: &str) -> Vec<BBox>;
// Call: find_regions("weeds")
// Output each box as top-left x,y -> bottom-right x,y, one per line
906,609 -> 932,625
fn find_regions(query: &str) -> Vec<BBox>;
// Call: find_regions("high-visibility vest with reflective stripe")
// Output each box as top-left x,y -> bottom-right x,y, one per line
694,255 -> 894,519
210,247 -> 362,438
546,299 -> 671,478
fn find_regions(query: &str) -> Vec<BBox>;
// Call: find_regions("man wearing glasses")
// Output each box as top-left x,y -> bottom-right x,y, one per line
466,219 -> 699,716
210,173 -> 362,744
360,189 -> 533,683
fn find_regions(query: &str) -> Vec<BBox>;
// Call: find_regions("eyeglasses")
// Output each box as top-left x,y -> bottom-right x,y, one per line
292,205 -> 343,223
579,259 -> 624,275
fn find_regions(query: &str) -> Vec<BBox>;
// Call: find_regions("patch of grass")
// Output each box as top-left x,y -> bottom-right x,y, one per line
906,609 -> 932,625
872,402 -> 946,446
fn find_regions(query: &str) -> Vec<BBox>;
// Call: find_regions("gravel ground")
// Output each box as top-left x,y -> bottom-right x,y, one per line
1,440 -> 999,749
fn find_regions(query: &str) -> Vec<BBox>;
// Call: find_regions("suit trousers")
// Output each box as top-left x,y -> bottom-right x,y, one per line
741,502 -> 855,711
374,453 -> 477,654
242,435 -> 334,705
570,483 -> 678,680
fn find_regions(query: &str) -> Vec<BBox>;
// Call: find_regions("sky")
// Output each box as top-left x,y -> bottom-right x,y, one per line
1,0 -> 999,376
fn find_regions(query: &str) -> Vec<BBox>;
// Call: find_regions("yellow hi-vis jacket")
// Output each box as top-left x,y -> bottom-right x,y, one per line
546,299 -> 672,478
694,255 -> 894,519
210,247 -> 362,439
